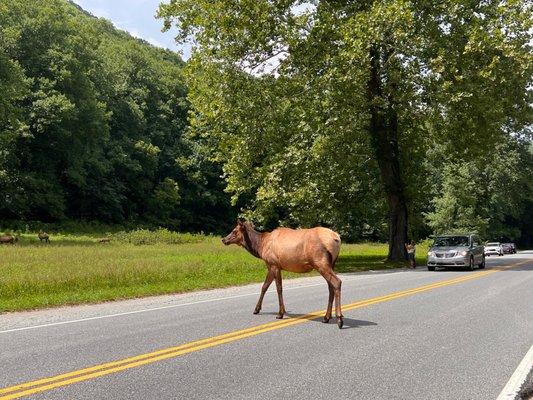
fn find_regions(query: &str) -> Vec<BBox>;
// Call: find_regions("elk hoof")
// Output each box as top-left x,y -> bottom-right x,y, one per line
337,316 -> 344,329
253,309 -> 260,315
323,316 -> 330,323
276,314 -> 284,319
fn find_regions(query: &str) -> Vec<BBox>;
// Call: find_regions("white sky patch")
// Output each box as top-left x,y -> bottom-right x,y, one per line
71,0 -> 184,55
240,2 -> 316,77
128,29 -> 143,39
146,37 -> 166,48
74,0 -> 110,19
293,2 -> 317,16
241,45 -> 290,77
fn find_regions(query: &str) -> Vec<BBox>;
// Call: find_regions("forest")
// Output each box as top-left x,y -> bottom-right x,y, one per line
0,0 -> 234,233
1,0 -> 532,249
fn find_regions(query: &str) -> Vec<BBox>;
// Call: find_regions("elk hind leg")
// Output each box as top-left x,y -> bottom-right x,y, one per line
317,265 -> 343,329
323,282 -> 334,323
254,270 -> 274,314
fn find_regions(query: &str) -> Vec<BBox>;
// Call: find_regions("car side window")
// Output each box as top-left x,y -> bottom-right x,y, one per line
472,236 -> 478,246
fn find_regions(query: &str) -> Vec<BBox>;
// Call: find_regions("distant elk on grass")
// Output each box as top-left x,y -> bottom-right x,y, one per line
0,235 -> 18,245
38,231 -> 50,243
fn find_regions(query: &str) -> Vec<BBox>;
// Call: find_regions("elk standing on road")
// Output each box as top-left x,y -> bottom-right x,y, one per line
38,231 -> 50,243
0,235 -> 18,245
222,220 -> 344,328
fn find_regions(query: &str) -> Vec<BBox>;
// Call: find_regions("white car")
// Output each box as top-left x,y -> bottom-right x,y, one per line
485,242 -> 503,256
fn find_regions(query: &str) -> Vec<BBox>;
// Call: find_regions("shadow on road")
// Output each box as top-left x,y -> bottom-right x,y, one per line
258,312 -> 377,330
324,317 -> 377,329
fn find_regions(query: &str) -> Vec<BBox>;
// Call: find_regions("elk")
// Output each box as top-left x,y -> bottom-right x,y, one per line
222,220 -> 344,328
0,235 -> 18,245
38,231 -> 50,243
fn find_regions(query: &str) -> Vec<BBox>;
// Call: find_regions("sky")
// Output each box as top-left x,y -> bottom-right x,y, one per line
71,0 -> 191,58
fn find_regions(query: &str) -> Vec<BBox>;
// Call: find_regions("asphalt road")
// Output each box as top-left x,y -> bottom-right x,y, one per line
1,252 -> 532,400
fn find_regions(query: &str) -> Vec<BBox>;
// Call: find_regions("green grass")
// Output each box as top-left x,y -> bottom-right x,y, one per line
0,233 -> 428,312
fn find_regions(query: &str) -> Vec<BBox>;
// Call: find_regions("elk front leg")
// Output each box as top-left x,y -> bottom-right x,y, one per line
274,268 -> 286,319
254,270 -> 274,314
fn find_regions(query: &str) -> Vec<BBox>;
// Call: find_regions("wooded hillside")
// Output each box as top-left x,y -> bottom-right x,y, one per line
0,0 -> 234,232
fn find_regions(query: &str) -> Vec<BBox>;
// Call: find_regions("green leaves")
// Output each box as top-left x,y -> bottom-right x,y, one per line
425,139 -> 531,240
160,0 -> 532,242
29,89 -> 75,134
0,0 -> 234,232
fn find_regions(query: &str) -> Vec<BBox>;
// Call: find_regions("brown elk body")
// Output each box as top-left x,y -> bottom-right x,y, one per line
38,231 -> 50,243
222,220 -> 344,328
0,235 -> 18,245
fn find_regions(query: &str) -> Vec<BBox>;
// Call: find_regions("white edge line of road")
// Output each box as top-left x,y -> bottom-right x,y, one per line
0,275 -> 370,335
496,343 -> 533,400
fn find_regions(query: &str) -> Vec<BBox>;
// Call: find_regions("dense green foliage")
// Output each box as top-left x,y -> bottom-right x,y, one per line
1,0 -> 531,247
159,0 -> 532,247
425,141 -> 532,241
0,0 -> 234,232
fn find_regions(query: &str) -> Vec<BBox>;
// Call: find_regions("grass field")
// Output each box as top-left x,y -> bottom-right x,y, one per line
0,232 -> 428,312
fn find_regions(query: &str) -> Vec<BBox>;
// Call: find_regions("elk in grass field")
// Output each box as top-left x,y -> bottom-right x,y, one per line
38,231 -> 50,243
0,234 -> 18,245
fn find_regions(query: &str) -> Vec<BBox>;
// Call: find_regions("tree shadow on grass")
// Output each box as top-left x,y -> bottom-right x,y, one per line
335,254 -> 402,273
7,236 -> 115,247
13,240 -> 111,247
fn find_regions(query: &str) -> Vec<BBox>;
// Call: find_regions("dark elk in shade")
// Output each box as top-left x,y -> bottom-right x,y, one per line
222,220 -> 344,328
0,235 -> 18,244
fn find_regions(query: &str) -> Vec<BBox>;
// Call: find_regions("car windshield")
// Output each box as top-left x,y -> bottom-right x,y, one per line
433,236 -> 469,247
487,242 -> 499,246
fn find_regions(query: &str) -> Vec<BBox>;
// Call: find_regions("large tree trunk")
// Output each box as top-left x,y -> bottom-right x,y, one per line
368,45 -> 408,261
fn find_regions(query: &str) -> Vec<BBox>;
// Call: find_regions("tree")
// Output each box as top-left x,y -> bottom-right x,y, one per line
158,0 -> 532,258
426,138 -> 533,240
0,0 -> 234,232
0,19 -> 29,218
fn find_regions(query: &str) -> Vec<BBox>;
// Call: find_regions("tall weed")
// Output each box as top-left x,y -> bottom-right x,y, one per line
112,228 -> 206,245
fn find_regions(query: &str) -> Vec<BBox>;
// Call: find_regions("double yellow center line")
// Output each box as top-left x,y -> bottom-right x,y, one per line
0,261 -> 528,399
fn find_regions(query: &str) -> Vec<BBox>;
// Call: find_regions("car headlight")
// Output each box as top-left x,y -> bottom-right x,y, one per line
458,251 -> 468,256
427,251 -> 435,257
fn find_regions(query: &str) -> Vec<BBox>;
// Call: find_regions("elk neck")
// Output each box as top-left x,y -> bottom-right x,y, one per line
242,224 -> 264,259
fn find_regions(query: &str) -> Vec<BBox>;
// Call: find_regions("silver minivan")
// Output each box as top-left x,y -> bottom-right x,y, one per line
427,234 -> 485,271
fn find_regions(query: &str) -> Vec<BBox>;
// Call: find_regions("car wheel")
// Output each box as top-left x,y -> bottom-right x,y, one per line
428,266 -> 435,271
479,255 -> 485,269
468,256 -> 474,271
